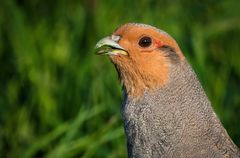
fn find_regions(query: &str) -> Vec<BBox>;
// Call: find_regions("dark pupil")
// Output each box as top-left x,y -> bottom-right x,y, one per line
139,36 -> 152,47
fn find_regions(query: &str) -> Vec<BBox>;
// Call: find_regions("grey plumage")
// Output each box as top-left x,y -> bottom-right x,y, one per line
121,59 -> 240,158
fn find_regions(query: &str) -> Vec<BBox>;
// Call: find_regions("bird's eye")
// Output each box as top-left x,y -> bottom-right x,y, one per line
138,36 -> 152,48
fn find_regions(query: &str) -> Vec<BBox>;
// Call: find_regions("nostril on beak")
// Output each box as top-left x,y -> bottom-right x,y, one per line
111,35 -> 121,42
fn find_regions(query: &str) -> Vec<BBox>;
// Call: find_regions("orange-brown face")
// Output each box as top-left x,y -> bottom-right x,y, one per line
96,23 -> 184,97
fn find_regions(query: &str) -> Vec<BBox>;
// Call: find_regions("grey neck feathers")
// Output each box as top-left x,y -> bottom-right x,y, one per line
121,60 -> 240,158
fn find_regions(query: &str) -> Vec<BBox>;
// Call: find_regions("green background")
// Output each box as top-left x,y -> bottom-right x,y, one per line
0,0 -> 239,157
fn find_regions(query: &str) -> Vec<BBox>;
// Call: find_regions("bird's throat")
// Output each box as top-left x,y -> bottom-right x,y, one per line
116,66 -> 168,98
111,55 -> 169,98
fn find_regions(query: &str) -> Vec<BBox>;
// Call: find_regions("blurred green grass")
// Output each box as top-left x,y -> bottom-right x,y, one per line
0,0 -> 239,157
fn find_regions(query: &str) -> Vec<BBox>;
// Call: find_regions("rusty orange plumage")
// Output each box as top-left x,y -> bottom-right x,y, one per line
95,23 -> 240,158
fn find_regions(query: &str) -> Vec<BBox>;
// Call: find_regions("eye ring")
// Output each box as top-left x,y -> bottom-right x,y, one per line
138,36 -> 152,48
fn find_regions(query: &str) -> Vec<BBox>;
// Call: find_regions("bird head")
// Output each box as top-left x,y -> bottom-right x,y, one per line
95,23 -> 185,97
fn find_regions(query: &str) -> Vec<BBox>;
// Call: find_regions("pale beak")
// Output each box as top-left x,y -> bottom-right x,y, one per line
95,36 -> 128,56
